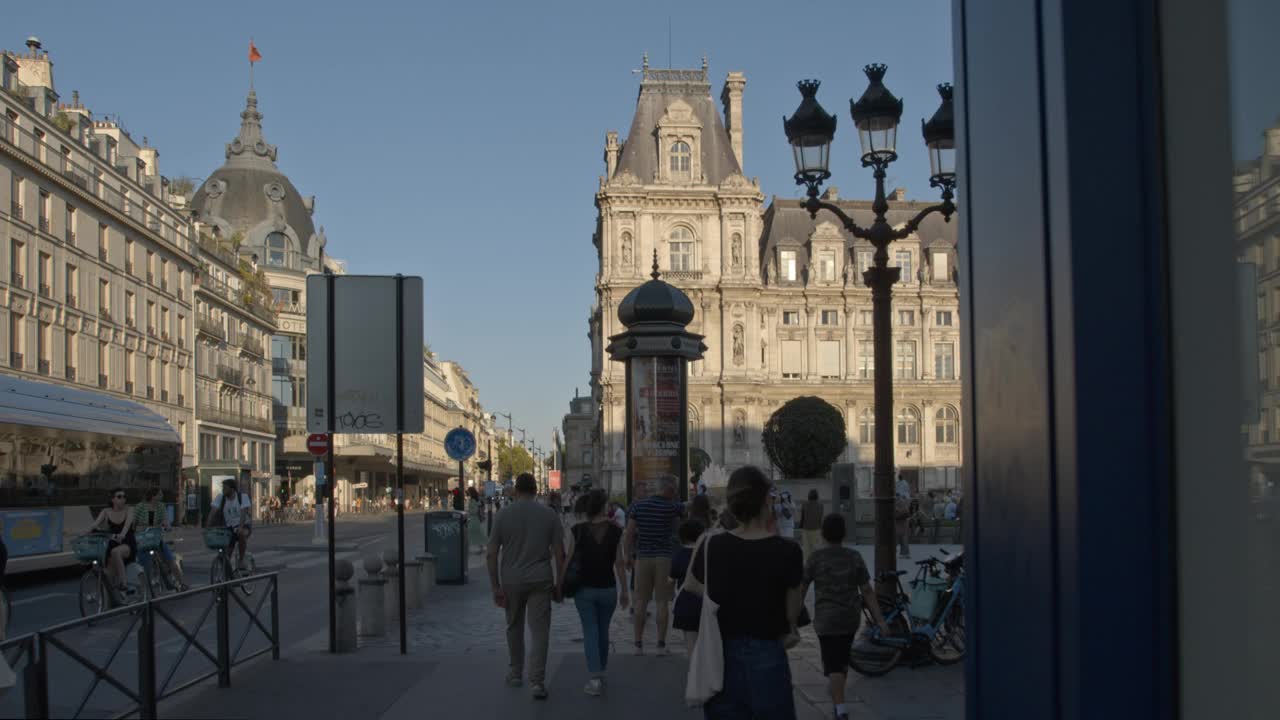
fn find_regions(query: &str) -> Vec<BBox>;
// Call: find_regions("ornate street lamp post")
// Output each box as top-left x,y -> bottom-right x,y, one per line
607,255 -> 707,506
784,65 -> 957,588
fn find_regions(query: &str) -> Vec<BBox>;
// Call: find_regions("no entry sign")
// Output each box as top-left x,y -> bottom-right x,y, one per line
307,433 -> 330,456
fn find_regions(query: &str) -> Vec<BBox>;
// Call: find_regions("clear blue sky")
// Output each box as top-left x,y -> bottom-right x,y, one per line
11,0 -> 953,452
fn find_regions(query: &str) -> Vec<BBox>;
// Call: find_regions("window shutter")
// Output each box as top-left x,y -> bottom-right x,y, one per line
819,341 -> 841,377
781,340 -> 803,375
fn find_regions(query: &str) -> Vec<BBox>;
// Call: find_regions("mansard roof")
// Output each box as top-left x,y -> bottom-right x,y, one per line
613,61 -> 743,186
759,194 -> 958,277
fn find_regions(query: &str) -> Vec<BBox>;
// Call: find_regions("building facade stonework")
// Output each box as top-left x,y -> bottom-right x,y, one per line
589,60 -> 964,499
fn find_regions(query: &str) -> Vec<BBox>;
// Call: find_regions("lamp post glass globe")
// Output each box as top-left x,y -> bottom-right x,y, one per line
921,83 -> 957,187
849,63 -> 904,165
783,79 -> 837,191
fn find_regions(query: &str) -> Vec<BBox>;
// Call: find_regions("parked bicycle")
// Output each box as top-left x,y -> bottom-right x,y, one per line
849,547 -> 966,677
72,532 -> 147,616
204,527 -> 256,596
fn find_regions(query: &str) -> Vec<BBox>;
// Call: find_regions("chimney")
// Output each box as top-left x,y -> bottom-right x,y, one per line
889,187 -> 907,201
820,186 -> 839,201
604,131 -> 620,178
138,139 -> 159,178
721,71 -> 746,169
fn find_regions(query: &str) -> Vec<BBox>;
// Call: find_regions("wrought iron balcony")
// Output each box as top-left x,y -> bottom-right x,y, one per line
146,386 -> 154,399
161,389 -> 168,403
10,273 -> 23,288
65,366 -> 76,381
196,315 -> 226,340
38,283 -> 51,298
66,294 -> 77,308
177,393 -> 185,407
10,202 -> 21,220
98,373 -> 107,388
37,359 -> 49,375
9,352 -> 22,369
99,308 -> 112,322
38,217 -> 49,234
125,380 -> 134,394
216,364 -> 244,387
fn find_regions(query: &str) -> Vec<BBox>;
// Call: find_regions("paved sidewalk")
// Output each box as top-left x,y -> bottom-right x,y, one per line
164,544 -> 963,719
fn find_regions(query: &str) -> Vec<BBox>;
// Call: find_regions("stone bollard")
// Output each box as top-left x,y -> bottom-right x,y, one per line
402,558 -> 423,610
358,555 -> 386,638
335,560 -> 358,653
417,554 -> 436,602
381,549 -> 401,628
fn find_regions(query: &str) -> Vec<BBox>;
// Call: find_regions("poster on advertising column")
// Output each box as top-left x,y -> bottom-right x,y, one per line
629,356 -> 683,500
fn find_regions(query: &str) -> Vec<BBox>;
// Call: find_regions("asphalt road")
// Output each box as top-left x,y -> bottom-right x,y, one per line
1,511 -> 426,719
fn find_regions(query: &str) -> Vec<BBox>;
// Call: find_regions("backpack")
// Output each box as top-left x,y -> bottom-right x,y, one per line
894,496 -> 911,521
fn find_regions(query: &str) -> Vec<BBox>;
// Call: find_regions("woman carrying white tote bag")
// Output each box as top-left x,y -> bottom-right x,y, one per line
685,529 -> 723,706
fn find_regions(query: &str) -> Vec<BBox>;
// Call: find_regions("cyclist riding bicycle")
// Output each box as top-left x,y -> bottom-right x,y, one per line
134,485 -> 189,590
207,478 -> 253,570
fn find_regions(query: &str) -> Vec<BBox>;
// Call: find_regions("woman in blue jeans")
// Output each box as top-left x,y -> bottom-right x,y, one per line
691,466 -> 804,719
561,489 -> 629,696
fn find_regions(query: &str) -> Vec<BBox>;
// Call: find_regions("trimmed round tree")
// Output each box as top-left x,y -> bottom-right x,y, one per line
762,396 -> 847,479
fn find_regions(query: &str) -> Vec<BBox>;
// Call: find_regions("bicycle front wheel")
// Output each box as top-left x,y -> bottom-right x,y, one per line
79,569 -> 107,617
235,554 -> 256,596
849,609 -> 911,677
928,599 -> 966,665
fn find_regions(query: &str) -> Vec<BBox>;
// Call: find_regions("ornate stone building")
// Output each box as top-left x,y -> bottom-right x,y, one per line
589,59 -> 963,499
0,38 -> 197,467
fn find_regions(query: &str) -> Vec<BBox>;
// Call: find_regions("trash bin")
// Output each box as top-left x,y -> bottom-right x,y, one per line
424,511 -> 468,584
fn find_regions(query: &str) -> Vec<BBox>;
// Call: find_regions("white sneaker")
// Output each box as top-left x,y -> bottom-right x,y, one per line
530,682 -> 548,700
584,678 -> 603,696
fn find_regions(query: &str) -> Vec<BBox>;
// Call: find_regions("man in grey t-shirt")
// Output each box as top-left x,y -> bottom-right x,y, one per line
487,473 -> 565,700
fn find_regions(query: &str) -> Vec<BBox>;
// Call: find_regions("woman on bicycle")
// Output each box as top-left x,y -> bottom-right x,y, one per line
90,487 -> 137,596
134,486 -> 188,590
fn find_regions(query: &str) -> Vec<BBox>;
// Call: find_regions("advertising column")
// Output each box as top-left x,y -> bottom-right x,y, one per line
628,356 -> 684,501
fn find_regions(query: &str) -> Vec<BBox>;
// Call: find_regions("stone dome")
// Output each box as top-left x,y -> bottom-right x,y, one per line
617,258 -> 696,328
189,91 -> 320,263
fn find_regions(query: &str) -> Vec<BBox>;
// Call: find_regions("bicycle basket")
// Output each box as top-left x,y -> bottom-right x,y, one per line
71,534 -> 109,564
909,576 -> 949,620
137,527 -> 165,552
203,527 -> 235,550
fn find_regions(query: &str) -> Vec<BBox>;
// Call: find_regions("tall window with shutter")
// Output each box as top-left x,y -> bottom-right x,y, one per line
781,340 -> 803,379
818,340 -> 841,378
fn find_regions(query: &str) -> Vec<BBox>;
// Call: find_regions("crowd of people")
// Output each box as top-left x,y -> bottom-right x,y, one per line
484,469 -> 893,720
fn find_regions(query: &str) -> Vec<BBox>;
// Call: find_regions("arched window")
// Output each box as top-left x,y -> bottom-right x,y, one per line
669,226 -> 694,272
897,406 -> 920,444
670,141 -> 691,178
266,232 -> 288,267
859,407 -> 875,445
935,406 -> 959,444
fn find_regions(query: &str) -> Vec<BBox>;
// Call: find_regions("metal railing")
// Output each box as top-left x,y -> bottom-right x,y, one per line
0,572 -> 280,719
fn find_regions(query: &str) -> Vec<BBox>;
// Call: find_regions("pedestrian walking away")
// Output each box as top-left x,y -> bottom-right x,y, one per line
775,491 -> 796,541
560,489 -> 629,697
690,466 -> 803,720
670,519 -> 707,655
487,473 -> 566,701
801,513 -> 889,720
624,474 -> 685,656
799,489 -> 824,560
466,487 -> 487,554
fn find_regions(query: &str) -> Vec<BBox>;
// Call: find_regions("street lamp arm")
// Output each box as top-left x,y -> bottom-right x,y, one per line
800,196 -> 874,239
893,190 -> 957,241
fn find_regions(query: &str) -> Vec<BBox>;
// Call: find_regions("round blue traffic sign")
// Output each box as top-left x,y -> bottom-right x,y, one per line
444,428 -> 477,461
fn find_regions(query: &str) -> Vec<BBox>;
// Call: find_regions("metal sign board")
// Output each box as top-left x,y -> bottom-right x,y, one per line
445,428 -> 476,461
306,275 -> 425,434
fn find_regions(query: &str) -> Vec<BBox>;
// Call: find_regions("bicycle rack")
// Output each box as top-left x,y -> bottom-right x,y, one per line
0,572 -> 280,719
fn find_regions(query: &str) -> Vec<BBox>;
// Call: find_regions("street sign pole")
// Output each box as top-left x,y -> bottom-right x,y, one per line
326,272 -> 337,655
395,275 -> 407,656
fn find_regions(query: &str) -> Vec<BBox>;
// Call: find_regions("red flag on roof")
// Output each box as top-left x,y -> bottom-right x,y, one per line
249,41 -> 262,64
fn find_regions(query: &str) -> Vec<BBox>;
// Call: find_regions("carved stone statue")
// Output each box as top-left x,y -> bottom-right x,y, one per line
621,233 -> 633,266
732,324 -> 745,366
733,413 -> 746,445
731,233 -> 742,268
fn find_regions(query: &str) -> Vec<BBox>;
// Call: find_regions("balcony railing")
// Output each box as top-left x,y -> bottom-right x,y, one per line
125,317 -> 136,330
99,308 -> 112,322
37,359 -> 49,375
65,365 -> 76,381
0,113 -> 192,253
38,283 -> 51,298
9,202 -> 21,220
146,271 -> 154,284
37,216 -> 49,234
196,315 -> 225,340
160,279 -> 168,292
11,272 -> 23,288
98,373 -> 107,388
147,325 -> 156,338
125,262 -> 134,275
664,270 -> 704,281
216,365 -> 244,387
125,380 -> 134,394
66,293 -> 77,308
160,389 -> 168,403
98,248 -> 108,263
9,352 -> 21,369
177,393 -> 185,407
146,386 -> 154,399
198,403 -> 274,433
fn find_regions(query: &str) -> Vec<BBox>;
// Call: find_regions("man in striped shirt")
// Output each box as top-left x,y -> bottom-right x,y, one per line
624,475 -> 685,655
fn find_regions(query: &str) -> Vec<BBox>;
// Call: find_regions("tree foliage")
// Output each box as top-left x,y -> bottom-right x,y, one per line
762,396 -> 847,479
496,438 -> 533,480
